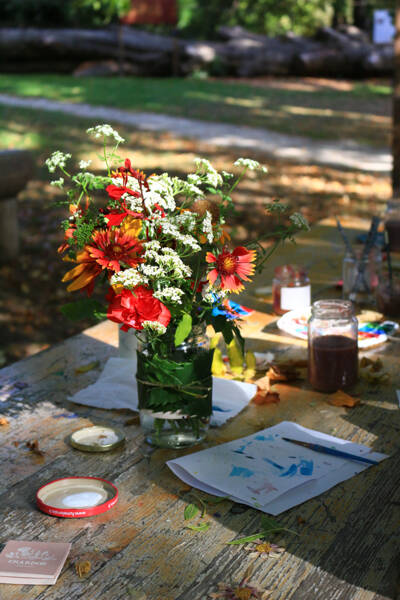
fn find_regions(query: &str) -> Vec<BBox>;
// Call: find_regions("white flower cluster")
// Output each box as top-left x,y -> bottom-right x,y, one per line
45,151 -> 72,173
86,124 -> 125,143
50,177 -> 64,189
202,288 -> 229,305
79,159 -> 92,169
154,287 -> 185,304
194,157 -> 223,187
290,212 -> 310,230
110,269 -> 148,289
147,175 -> 176,211
158,221 -> 201,252
125,196 -> 144,213
173,177 -> 204,198
202,210 -> 214,244
234,158 -> 268,173
140,246 -> 192,281
174,211 -> 197,232
142,321 -> 167,335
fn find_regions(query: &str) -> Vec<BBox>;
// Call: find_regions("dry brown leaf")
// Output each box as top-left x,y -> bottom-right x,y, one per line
252,389 -> 280,405
75,560 -> 91,578
26,440 -> 45,456
328,390 -> 360,408
0,416 -> 9,426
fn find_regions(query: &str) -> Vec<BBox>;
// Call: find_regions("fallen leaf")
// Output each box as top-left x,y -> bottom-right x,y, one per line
0,416 -> 9,426
252,389 -> 280,405
74,361 -> 100,375
12,441 -> 19,447
75,560 -> 91,578
26,440 -> 45,456
328,390 -> 360,408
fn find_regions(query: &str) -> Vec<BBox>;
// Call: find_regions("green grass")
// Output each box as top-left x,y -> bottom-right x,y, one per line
0,74 -> 391,147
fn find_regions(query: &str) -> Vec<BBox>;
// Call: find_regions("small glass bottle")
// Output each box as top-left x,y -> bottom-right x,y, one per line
272,264 -> 311,315
308,299 -> 358,393
342,247 -> 381,306
384,200 -> 400,253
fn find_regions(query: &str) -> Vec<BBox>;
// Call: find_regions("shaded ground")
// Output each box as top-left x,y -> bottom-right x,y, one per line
0,104 -> 391,367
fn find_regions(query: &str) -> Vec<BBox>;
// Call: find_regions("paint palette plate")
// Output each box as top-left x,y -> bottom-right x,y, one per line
277,308 -> 393,349
36,477 -> 118,518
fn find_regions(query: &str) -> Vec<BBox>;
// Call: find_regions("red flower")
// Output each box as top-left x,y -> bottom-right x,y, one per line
87,230 -> 143,272
117,159 -> 150,191
206,246 -> 256,292
106,184 -> 140,201
107,287 -> 171,332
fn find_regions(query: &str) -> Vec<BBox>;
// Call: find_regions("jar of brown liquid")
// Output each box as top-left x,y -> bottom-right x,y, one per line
308,299 -> 358,393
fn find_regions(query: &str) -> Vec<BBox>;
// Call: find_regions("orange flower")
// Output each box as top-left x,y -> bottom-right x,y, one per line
62,229 -> 143,294
206,247 -> 256,293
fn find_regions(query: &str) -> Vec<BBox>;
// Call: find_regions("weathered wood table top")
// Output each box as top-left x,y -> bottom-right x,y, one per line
1,218 -> 400,600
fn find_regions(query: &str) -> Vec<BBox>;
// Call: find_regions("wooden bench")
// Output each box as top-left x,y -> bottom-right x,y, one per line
0,149 -> 34,260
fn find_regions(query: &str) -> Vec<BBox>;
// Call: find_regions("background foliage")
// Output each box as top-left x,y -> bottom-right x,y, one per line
0,0 -> 395,35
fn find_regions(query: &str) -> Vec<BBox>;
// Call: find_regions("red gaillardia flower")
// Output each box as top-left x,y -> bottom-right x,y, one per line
86,229 -> 143,272
206,246 -> 256,292
62,230 -> 143,294
107,287 -> 171,331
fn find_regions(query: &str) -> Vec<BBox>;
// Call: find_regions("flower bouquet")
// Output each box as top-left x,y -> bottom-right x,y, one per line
47,124 -> 308,448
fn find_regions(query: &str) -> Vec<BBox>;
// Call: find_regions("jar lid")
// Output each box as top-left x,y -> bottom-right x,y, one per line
36,476 -> 118,518
311,299 -> 354,318
69,425 -> 125,453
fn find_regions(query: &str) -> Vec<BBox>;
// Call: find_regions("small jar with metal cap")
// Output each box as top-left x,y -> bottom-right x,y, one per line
272,264 -> 311,315
308,299 -> 358,393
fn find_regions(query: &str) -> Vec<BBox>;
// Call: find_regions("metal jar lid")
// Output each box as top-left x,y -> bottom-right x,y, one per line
68,425 -> 125,452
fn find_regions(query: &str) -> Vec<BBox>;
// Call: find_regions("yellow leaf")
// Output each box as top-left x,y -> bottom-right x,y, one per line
227,338 -> 243,375
212,348 -> 226,376
75,361 -> 100,374
210,334 -> 222,350
245,350 -> 256,371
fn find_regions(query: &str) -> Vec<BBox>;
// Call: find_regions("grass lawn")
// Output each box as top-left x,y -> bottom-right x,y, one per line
0,74 -> 392,147
0,104 -> 390,366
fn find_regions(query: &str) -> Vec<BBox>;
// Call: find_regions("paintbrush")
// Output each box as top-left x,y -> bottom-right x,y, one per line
281,437 -> 379,465
336,216 -> 356,259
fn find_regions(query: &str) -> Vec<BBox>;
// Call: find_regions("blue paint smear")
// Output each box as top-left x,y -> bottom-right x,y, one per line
263,457 -> 284,470
299,459 -> 314,476
212,405 -> 231,413
230,465 -> 254,478
233,444 -> 247,454
280,463 -> 298,477
254,434 -> 274,441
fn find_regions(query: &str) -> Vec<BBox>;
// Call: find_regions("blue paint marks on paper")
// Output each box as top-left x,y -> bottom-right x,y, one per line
254,434 -> 274,441
53,413 -> 78,419
280,463 -> 298,477
263,458 -> 284,470
299,459 -> 313,476
230,465 -> 254,478
212,405 -> 231,413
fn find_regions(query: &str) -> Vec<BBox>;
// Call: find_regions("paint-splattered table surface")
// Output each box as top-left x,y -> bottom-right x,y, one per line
1,218 -> 400,600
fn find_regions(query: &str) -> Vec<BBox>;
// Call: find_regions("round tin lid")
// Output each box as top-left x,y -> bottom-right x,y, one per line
69,425 -> 125,452
36,476 -> 118,518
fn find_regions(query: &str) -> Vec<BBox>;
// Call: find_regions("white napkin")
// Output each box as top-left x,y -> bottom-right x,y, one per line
70,357 -> 256,427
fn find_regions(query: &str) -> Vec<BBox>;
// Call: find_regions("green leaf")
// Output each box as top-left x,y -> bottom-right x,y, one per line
186,522 -> 210,532
261,515 -> 283,531
174,313 -> 192,346
60,299 -> 107,322
227,532 -> 267,545
184,504 -> 199,521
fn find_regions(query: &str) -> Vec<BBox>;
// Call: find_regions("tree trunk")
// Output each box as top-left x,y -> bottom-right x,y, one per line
392,1 -> 400,198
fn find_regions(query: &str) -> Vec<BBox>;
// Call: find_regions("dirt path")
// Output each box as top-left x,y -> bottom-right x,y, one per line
0,93 -> 391,173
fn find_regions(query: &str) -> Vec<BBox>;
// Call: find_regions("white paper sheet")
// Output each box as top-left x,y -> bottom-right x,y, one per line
69,357 -> 256,427
167,421 -> 388,515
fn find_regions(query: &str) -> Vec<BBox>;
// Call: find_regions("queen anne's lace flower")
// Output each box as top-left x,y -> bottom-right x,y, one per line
154,287 -> 185,304
111,269 -> 148,289
234,158 -> 268,173
45,151 -> 72,173
50,177 -> 64,188
194,157 -> 223,187
79,159 -> 92,169
290,212 -> 310,230
202,211 -> 214,244
142,321 -> 167,335
86,124 -> 125,143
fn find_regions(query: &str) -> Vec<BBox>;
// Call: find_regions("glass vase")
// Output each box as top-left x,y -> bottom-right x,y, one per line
136,326 -> 213,449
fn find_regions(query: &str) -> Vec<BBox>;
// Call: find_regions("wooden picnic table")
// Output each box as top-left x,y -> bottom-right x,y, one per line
1,218 -> 400,600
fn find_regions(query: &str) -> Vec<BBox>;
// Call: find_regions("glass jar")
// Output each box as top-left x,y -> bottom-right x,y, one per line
272,264 -> 311,315
308,299 -> 358,393
384,200 -> 400,253
342,247 -> 382,306
376,274 -> 400,317
136,326 -> 213,449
